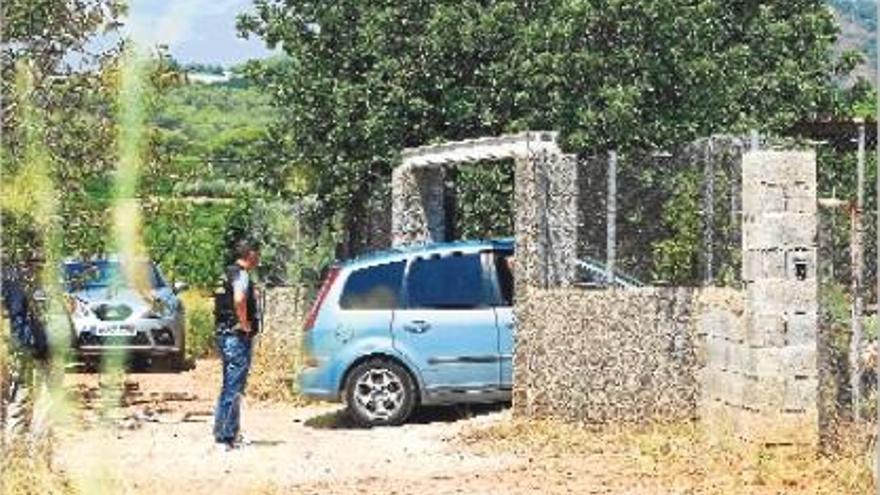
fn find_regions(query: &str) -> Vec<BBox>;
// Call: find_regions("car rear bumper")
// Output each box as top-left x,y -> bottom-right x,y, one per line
298,365 -> 340,402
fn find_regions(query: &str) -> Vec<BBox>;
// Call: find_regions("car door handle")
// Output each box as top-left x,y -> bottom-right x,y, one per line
403,321 -> 431,334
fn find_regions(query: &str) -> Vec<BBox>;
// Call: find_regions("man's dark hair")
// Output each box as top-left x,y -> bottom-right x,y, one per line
233,238 -> 260,261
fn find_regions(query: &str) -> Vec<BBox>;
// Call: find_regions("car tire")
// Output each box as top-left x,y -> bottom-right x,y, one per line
344,358 -> 417,428
173,334 -> 187,371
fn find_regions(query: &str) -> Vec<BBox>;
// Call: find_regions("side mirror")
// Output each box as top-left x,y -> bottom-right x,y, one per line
173,281 -> 189,294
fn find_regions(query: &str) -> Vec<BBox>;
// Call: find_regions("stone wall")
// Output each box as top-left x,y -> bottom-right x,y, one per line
391,165 -> 447,246
513,150 -> 819,445
261,287 -> 308,347
513,288 -> 701,423
511,286 -> 791,429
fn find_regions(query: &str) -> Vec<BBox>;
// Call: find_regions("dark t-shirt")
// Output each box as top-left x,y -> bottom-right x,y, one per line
214,264 -> 259,334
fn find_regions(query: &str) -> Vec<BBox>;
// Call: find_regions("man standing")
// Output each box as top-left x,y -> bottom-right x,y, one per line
213,239 -> 261,450
1,251 -> 50,450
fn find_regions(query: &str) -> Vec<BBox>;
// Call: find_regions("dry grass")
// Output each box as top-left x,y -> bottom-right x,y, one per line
0,321 -> 73,495
462,418 -> 874,495
0,445 -> 75,495
248,318 -> 311,405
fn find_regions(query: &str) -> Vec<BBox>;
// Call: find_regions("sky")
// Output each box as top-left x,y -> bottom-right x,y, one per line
125,0 -> 276,66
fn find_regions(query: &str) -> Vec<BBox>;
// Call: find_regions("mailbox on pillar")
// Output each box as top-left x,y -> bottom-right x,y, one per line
793,255 -> 809,281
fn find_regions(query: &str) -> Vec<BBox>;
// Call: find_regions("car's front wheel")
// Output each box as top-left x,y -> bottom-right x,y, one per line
344,358 -> 416,427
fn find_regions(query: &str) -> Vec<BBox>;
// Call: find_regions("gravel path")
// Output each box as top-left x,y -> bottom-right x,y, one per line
54,360 -> 523,495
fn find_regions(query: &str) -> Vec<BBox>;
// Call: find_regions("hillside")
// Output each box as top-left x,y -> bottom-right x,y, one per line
832,0 -> 877,79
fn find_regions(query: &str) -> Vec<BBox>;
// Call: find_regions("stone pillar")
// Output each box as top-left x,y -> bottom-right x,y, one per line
740,150 -> 818,445
546,153 -> 580,286
513,151 -> 579,292
391,165 -> 447,246
512,151 -> 580,414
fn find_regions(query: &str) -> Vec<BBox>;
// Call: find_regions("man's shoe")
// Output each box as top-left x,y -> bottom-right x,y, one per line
215,440 -> 235,453
234,433 -> 253,447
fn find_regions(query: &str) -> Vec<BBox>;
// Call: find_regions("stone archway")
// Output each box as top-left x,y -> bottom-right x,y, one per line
391,131 -> 580,289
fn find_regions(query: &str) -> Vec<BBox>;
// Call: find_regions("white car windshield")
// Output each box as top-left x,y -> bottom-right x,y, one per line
64,261 -> 165,291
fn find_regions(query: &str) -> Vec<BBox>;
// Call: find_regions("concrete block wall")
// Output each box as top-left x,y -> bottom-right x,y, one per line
512,150 -> 819,445
735,150 -> 818,444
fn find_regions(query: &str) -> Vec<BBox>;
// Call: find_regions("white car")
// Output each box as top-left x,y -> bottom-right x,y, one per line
64,258 -> 187,369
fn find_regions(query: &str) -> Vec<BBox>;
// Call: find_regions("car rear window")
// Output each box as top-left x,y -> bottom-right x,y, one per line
407,253 -> 489,309
339,262 -> 405,310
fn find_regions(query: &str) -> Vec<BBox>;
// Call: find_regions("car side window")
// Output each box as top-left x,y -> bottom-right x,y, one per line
407,253 -> 489,310
340,262 -> 405,310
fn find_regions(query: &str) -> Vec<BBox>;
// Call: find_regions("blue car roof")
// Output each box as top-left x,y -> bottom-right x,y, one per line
341,238 -> 513,270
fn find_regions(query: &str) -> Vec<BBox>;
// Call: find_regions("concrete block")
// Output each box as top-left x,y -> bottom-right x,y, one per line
761,249 -> 786,279
785,189 -> 816,215
783,377 -> 818,412
785,312 -> 816,346
706,337 -> 728,370
780,214 -> 817,248
783,282 -> 817,314
745,348 -> 784,377
721,373 -> 745,407
747,314 -> 786,347
742,375 -> 785,412
746,280 -> 787,314
761,185 -> 786,214
750,214 -> 786,249
742,250 -> 762,281
782,344 -> 817,376
698,368 -> 723,402
735,408 -> 818,445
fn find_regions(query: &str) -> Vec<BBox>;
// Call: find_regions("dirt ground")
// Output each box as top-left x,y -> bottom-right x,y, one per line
52,359 -> 668,495
51,359 -> 871,495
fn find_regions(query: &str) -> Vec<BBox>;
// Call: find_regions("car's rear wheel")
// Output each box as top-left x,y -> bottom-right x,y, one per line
344,358 -> 416,427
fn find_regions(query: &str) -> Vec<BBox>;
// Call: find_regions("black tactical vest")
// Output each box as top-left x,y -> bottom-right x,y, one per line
214,264 -> 259,334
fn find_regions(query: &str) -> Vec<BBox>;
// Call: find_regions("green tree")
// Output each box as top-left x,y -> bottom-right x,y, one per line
1,0 -> 127,256
239,0 -> 852,255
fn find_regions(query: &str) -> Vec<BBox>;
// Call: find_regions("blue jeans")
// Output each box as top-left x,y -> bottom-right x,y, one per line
213,332 -> 252,443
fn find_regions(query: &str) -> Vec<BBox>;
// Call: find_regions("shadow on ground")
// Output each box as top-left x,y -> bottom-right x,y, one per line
66,355 -> 195,374
304,402 -> 509,430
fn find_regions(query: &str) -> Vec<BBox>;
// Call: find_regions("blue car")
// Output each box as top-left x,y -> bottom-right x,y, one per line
299,239 -> 636,427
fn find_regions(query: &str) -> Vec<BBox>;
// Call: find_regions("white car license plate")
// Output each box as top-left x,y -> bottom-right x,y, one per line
96,325 -> 136,337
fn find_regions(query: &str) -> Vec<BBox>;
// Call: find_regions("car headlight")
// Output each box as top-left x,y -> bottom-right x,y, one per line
142,299 -> 173,319
66,295 -> 93,319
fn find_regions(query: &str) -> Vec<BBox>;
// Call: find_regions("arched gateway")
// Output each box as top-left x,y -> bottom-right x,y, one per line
391,131 -> 580,289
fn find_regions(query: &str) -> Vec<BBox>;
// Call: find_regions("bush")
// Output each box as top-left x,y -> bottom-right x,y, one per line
179,290 -> 215,360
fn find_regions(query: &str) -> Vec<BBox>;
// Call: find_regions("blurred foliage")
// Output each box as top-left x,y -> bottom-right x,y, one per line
1,0 -> 126,259
178,291 -> 215,361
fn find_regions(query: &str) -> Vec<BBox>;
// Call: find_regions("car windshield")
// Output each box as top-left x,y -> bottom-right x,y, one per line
64,261 -> 165,291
